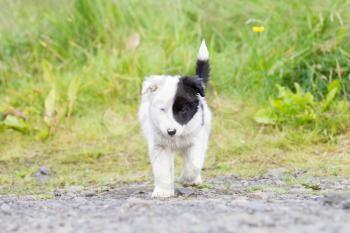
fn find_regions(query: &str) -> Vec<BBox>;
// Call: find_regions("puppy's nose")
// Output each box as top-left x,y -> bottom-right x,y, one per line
167,128 -> 176,136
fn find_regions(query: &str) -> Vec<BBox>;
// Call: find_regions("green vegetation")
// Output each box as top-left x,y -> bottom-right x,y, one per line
194,183 -> 214,190
302,183 -> 321,191
1,0 -> 350,194
255,80 -> 349,136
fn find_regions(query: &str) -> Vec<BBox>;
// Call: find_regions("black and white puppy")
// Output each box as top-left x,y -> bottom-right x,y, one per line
138,40 -> 211,197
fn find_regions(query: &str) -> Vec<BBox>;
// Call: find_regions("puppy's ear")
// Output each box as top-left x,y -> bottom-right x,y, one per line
182,76 -> 205,97
141,76 -> 163,95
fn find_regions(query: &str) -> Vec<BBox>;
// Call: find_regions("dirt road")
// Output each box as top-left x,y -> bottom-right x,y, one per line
1,174 -> 350,233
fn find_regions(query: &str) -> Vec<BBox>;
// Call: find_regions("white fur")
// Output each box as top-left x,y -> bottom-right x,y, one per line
197,39 -> 209,61
138,75 -> 211,198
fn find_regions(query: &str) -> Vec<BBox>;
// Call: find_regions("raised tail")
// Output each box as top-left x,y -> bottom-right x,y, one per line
196,39 -> 210,85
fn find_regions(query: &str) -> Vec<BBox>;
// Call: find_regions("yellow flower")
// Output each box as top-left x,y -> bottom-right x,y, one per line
253,26 -> 265,33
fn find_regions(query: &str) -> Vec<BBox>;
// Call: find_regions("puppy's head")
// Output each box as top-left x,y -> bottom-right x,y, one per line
140,40 -> 209,137
141,75 -> 204,137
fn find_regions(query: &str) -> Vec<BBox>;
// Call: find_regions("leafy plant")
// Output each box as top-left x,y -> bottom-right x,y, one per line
67,77 -> 82,118
44,86 -> 57,127
15,168 -> 30,179
255,80 -> 349,136
0,109 -> 31,133
2,115 -> 30,133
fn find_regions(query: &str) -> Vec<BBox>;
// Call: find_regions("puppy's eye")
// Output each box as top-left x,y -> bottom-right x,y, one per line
180,108 -> 187,114
160,107 -> 166,112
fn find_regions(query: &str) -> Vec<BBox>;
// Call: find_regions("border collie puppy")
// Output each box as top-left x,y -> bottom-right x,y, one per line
138,40 -> 211,198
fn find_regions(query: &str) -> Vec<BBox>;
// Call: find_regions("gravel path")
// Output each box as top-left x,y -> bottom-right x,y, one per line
1,173 -> 350,233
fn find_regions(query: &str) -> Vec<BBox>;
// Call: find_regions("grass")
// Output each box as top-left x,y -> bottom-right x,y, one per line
1,0 -> 350,194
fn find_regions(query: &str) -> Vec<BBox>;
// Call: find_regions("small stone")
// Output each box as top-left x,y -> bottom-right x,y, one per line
39,166 -> 51,175
53,189 -> 64,197
35,166 -> 51,183
81,190 -> 96,197
1,203 -> 11,214
176,188 -> 195,196
132,188 -> 148,195
199,188 -> 210,194
341,201 -> 350,209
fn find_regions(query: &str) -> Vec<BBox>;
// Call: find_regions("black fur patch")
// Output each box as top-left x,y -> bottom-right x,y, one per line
196,60 -> 210,85
173,76 -> 204,125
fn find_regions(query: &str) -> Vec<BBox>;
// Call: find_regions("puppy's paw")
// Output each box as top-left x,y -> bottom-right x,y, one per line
180,175 -> 202,187
152,187 -> 174,198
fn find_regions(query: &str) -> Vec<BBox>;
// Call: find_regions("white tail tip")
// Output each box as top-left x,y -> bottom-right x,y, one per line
197,39 -> 209,61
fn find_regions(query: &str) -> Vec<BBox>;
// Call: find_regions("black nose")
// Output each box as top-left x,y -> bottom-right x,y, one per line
167,129 -> 176,136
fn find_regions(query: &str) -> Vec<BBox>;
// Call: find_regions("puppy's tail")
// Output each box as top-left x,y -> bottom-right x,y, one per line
196,39 -> 210,85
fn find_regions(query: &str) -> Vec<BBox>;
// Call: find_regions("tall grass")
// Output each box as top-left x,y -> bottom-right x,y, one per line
2,1 -> 350,99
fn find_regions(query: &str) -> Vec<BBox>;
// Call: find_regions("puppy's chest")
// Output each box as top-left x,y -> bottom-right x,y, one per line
158,135 -> 193,150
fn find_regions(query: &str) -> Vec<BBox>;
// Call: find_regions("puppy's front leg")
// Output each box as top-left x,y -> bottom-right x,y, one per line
149,147 -> 175,198
181,135 -> 208,186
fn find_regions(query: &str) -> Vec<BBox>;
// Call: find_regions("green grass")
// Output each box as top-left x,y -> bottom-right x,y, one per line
1,0 -> 350,194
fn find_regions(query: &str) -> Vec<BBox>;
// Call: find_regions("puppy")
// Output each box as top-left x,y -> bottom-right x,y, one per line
138,40 -> 211,198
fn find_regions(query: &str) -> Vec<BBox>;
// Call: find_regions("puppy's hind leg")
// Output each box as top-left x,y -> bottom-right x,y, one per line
180,137 -> 208,186
149,147 -> 175,198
